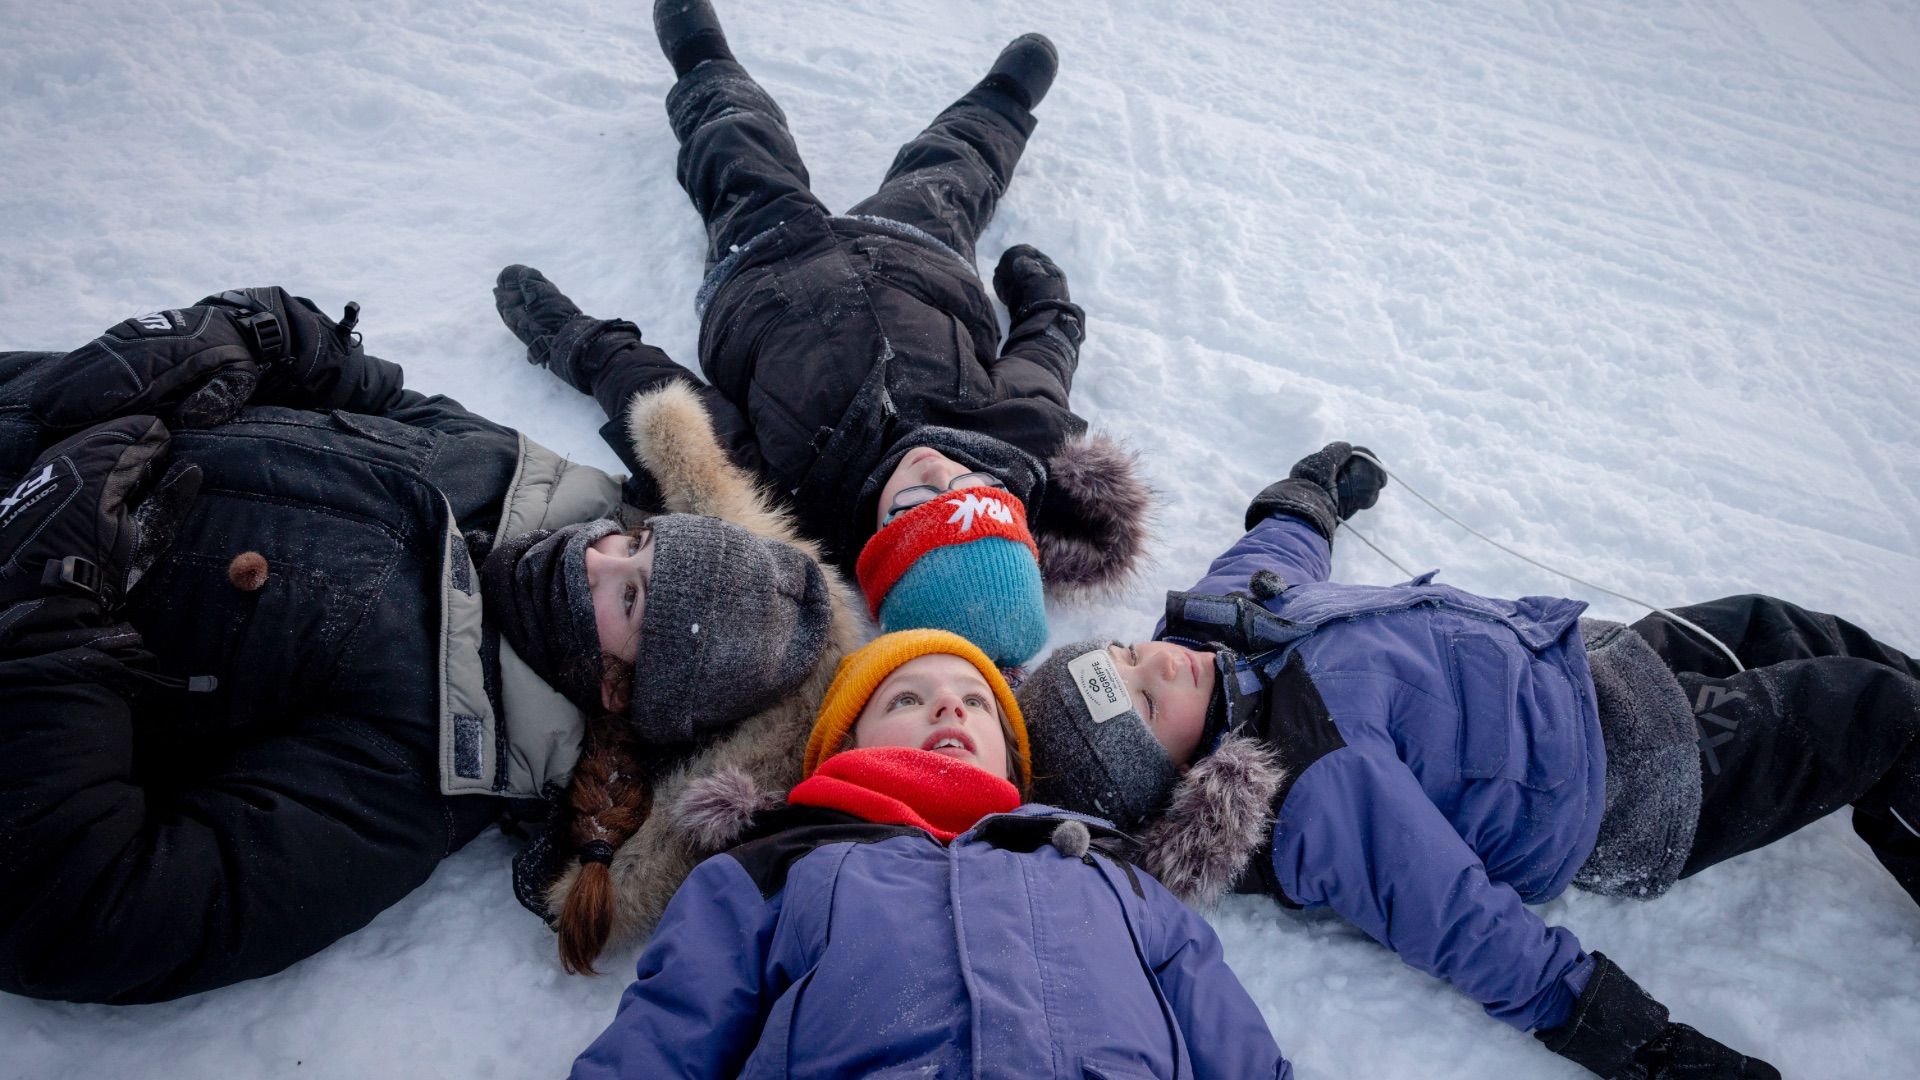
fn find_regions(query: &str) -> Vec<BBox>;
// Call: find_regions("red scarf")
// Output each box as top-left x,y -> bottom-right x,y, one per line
787,747 -> 1021,842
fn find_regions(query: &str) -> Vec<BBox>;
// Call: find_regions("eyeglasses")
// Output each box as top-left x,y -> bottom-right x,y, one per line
884,472 -> 1006,523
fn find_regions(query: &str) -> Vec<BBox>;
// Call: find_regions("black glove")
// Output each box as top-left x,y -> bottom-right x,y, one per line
198,287 -> 400,412
992,243 -> 1073,320
1537,952 -> 1780,1080
34,305 -> 276,430
0,416 -> 202,645
1243,441 -> 1387,538
35,288 -> 396,431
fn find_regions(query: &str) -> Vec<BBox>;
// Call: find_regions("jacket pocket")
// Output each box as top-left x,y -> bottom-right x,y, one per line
1451,632 -> 1581,791
741,962 -> 820,1079
1453,633 -> 1518,781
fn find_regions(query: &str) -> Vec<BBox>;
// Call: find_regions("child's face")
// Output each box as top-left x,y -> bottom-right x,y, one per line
587,527 -> 655,711
852,654 -> 1011,779
875,446 -> 996,530
1107,641 -> 1215,768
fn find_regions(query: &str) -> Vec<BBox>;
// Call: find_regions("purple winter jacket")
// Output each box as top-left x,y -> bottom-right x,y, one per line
571,804 -> 1292,1079
1163,514 -> 1606,1032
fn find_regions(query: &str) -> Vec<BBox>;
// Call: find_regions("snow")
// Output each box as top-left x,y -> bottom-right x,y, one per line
4,0 -> 1918,1076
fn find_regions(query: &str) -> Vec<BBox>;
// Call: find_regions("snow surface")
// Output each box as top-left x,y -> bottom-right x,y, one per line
4,0 -> 1919,1076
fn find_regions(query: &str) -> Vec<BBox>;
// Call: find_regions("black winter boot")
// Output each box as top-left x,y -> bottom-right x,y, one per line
655,0 -> 735,79
493,265 -> 606,394
978,33 -> 1058,112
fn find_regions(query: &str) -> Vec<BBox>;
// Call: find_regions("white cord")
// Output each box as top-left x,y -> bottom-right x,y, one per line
1340,448 -> 1746,673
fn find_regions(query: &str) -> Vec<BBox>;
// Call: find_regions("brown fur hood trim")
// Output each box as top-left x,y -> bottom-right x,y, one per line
1137,735 -> 1285,909
542,382 -> 869,949
1037,432 -> 1155,596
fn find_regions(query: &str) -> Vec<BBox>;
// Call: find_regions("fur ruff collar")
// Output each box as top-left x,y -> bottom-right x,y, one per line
671,733 -> 1286,912
1135,735 -> 1286,908
1036,433 -> 1154,597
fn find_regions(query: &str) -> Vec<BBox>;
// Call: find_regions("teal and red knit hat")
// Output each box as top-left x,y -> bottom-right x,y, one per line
854,486 -> 1047,668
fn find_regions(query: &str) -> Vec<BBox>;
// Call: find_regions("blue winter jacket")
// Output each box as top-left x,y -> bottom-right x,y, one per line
571,804 -> 1291,1079
1163,514 -> 1604,1033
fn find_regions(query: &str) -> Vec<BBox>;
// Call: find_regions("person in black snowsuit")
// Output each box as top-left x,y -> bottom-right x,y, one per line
493,0 -> 1150,617
0,288 -> 849,1003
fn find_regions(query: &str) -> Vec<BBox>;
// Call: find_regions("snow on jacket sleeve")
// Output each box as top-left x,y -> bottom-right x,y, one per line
1188,513 -> 1333,597
570,854 -> 783,1079
0,639 -> 463,1004
1139,872 -> 1295,1079
1274,747 -> 1592,1032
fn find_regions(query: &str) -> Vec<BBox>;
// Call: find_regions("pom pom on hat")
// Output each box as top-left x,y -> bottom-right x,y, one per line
856,487 -> 1047,668
803,629 -> 1030,786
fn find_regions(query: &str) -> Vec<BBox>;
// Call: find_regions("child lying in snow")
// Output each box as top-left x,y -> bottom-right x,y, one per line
495,0 -> 1152,670
1017,441 -> 1917,1079
569,630 -> 1293,1079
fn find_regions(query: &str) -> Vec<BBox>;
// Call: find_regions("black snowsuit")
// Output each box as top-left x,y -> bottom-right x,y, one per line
1637,594 -> 1920,896
565,60 -> 1143,583
0,346 -> 544,1004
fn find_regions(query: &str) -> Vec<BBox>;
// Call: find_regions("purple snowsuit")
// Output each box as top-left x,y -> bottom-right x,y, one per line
571,804 -> 1292,1079
1166,514 -> 1606,1032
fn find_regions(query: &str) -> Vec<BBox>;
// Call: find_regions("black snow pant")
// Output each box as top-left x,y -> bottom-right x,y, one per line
1631,594 -> 1920,905
663,57 -> 1037,268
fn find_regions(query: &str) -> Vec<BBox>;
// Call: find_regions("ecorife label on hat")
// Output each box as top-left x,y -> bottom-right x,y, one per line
1067,650 -> 1133,724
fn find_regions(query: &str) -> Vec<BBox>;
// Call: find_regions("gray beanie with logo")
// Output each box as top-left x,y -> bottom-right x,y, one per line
1018,639 -> 1182,830
630,513 -> 834,746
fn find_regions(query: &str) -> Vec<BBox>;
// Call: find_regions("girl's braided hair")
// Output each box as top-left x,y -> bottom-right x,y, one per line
555,679 -> 649,975
554,523 -> 654,975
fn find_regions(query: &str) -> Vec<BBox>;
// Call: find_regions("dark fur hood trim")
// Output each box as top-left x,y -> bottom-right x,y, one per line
1137,735 -> 1285,908
1036,432 -> 1155,595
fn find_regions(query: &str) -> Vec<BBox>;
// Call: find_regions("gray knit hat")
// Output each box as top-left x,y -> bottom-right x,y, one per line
629,513 -> 833,745
1018,638 -> 1182,830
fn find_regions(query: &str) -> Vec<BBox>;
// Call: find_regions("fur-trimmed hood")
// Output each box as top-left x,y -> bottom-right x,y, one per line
666,731 -> 1286,913
541,381 -> 869,949
658,732 -> 1288,913
1036,431 -> 1154,596
842,425 -> 1154,598
1136,735 -> 1286,909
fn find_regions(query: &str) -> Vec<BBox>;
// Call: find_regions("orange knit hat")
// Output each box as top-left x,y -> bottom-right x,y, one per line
802,629 -> 1030,786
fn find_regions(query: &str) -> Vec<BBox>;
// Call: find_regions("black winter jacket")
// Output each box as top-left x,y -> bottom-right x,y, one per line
0,347 -> 539,1003
591,214 -> 1148,586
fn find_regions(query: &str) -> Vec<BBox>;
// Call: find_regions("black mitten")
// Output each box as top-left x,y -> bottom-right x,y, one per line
492,264 -> 628,396
1243,441 -> 1387,538
993,244 -> 1073,320
1536,952 -> 1779,1080
0,416 -> 201,646
199,286 -> 402,412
